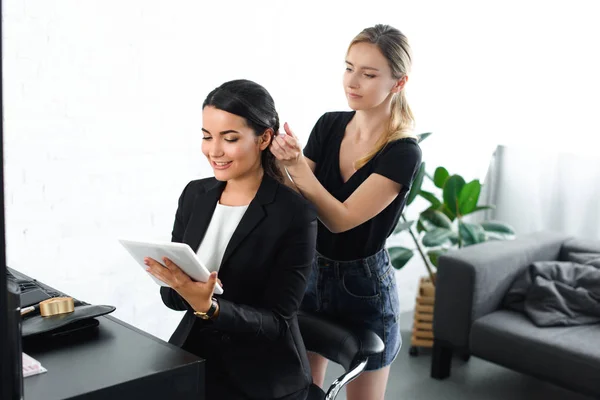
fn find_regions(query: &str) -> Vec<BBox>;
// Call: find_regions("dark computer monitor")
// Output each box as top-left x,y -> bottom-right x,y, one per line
1,0 -> 25,396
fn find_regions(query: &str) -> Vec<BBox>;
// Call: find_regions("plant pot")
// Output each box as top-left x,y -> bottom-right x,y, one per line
408,275 -> 435,356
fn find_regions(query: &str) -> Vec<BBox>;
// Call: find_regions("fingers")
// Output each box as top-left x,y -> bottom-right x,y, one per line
144,258 -> 169,283
277,127 -> 300,150
269,130 -> 301,166
283,122 -> 295,138
162,257 -> 180,271
144,257 -> 190,289
208,271 -> 217,286
217,278 -> 224,287
144,257 -> 165,273
270,137 -> 286,159
208,272 -> 218,295
274,134 -> 300,153
283,136 -> 301,151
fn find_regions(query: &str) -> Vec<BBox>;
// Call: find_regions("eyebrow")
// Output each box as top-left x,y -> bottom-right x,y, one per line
345,60 -> 379,72
201,128 -> 240,135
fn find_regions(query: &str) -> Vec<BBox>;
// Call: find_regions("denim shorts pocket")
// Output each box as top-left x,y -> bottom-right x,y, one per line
379,264 -> 400,322
378,264 -> 395,287
342,270 -> 380,299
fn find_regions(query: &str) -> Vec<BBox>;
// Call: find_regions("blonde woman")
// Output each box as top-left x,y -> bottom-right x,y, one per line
271,25 -> 422,400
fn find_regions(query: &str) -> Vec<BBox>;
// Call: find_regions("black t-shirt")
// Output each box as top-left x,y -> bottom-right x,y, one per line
303,111 -> 422,261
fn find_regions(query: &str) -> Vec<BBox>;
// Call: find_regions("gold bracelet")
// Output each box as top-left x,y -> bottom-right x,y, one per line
39,297 -> 75,317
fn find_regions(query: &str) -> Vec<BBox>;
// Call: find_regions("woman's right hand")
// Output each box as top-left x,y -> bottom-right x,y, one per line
270,122 -> 304,168
146,257 -> 221,313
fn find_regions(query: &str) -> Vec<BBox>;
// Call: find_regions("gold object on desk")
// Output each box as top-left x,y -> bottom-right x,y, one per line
39,297 -> 75,317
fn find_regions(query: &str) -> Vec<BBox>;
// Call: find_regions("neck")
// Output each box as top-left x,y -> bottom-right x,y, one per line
221,166 -> 264,206
352,94 -> 394,142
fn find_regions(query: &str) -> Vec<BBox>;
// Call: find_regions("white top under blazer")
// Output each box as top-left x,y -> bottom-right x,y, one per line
196,202 -> 249,273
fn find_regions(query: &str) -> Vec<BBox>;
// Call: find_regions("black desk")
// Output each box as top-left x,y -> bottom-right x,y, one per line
10,269 -> 205,400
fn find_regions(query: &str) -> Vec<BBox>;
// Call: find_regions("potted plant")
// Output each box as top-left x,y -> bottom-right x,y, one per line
387,134 -> 515,355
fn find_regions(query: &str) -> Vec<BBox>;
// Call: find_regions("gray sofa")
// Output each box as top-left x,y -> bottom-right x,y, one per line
431,231 -> 600,397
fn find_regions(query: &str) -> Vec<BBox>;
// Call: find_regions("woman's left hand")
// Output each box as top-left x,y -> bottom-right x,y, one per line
270,122 -> 303,167
145,257 -> 219,313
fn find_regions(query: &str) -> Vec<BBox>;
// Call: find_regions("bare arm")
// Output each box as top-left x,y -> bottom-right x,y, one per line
286,157 -> 402,233
271,129 -> 402,233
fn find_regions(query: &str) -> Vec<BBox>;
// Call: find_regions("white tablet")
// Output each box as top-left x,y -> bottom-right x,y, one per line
118,239 -> 224,295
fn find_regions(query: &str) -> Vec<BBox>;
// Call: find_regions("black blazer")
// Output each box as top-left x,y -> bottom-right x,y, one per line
160,174 -> 317,400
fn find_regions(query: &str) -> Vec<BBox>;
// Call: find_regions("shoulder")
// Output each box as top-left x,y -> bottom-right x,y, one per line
307,111 -> 354,147
274,183 -> 318,224
380,137 -> 422,162
178,177 -> 219,201
183,177 -> 218,193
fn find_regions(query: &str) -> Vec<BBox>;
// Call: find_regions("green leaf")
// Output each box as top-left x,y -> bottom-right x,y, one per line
459,222 -> 486,246
427,248 -> 448,267
419,190 -> 442,208
422,227 -> 454,247
443,175 -> 466,217
388,246 -> 414,270
420,208 -> 453,229
416,219 -> 427,233
433,167 -> 450,189
440,203 -> 457,221
406,162 -> 426,205
393,219 -> 414,234
458,180 -> 481,216
416,132 -> 432,143
480,220 -> 516,235
472,205 -> 495,213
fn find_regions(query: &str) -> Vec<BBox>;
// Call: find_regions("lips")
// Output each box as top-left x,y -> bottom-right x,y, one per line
347,93 -> 362,99
212,160 -> 232,170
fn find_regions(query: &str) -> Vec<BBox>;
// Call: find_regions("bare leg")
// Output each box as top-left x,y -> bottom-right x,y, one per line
307,352 -> 329,388
346,366 -> 391,400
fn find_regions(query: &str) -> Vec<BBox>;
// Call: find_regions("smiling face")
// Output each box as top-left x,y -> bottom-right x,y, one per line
201,106 -> 270,182
343,42 -> 405,111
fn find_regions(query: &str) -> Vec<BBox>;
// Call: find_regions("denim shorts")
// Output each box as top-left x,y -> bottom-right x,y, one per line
300,248 -> 401,371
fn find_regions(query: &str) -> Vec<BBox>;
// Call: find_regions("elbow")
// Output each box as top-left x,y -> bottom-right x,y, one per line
267,315 -> 291,341
325,204 -> 356,234
329,225 -> 345,234
258,311 -> 293,342
327,221 -> 354,234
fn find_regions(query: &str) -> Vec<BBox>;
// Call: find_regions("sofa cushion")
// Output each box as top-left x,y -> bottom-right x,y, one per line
560,238 -> 600,261
470,310 -> 600,396
565,251 -> 600,266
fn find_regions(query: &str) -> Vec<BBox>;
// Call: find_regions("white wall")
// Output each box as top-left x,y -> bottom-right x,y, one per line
3,0 -> 600,341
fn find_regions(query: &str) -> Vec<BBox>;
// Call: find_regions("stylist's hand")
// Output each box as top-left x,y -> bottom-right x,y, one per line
145,257 -> 221,313
270,122 -> 303,167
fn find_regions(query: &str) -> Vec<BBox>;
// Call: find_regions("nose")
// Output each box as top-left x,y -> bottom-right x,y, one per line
346,72 -> 360,89
208,139 -> 225,158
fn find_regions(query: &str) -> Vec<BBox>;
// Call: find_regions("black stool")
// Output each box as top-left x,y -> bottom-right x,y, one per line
298,311 -> 385,400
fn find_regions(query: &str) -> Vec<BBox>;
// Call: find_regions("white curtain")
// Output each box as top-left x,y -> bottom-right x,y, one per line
478,145 -> 600,241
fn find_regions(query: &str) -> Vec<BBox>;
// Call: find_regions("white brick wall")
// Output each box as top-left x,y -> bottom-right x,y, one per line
4,0 -> 599,341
